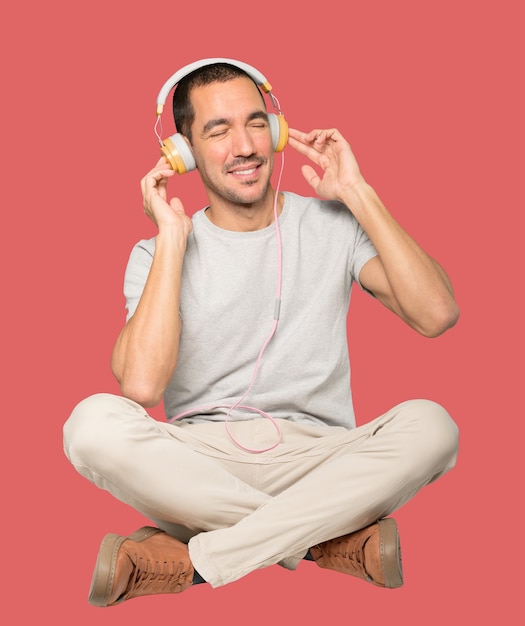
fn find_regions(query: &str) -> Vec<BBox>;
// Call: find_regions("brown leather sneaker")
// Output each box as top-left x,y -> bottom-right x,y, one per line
309,518 -> 403,588
88,526 -> 194,607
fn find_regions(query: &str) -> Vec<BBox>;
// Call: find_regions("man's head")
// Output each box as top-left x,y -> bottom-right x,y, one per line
158,60 -> 288,176
170,63 -> 280,210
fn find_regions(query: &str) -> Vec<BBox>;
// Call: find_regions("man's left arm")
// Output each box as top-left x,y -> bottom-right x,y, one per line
287,127 -> 460,337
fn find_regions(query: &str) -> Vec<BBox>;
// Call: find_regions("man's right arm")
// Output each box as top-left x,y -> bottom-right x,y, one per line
111,158 -> 193,407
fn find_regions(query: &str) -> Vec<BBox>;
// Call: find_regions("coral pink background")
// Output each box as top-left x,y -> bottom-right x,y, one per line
2,1 -> 522,623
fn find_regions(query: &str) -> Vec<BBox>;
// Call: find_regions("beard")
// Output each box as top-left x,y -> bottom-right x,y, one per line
196,154 -> 274,207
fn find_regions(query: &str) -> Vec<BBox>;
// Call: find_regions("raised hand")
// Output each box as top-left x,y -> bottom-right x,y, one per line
287,127 -> 366,202
140,157 -> 193,239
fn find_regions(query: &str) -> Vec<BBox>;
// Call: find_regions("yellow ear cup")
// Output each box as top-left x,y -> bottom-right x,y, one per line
274,115 -> 288,153
160,134 -> 196,174
268,114 -> 288,152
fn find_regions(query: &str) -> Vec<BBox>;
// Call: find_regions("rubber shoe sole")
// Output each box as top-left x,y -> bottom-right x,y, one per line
379,518 -> 403,588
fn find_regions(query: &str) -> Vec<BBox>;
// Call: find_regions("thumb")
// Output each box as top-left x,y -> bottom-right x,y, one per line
301,164 -> 321,191
169,197 -> 186,214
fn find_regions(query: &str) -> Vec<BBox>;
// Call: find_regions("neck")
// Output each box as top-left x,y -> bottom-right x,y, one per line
205,192 -> 284,232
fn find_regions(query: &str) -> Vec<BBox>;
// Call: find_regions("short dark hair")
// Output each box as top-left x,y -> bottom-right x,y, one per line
172,63 -> 264,142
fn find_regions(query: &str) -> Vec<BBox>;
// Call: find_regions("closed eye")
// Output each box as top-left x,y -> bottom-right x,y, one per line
209,129 -> 228,138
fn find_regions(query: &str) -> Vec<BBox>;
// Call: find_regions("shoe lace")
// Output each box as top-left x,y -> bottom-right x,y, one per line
126,554 -> 191,597
317,535 -> 373,581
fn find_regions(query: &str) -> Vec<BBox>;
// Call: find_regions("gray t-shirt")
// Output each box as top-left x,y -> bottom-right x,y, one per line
123,191 -> 377,429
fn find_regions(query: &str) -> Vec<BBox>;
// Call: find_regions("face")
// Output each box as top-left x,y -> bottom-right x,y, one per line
188,76 -> 275,208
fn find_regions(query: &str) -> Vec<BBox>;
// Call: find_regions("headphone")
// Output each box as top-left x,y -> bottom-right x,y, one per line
155,58 -> 289,174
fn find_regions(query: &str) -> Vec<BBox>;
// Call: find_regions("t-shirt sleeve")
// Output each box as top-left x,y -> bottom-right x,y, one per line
348,219 -> 378,291
123,238 -> 156,322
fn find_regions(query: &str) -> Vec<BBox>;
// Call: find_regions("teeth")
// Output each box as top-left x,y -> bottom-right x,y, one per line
235,168 -> 256,175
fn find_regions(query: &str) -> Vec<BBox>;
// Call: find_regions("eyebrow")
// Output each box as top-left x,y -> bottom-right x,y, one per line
201,110 -> 269,135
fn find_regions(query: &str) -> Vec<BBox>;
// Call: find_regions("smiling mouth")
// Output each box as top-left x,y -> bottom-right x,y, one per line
225,157 -> 266,177
232,166 -> 259,176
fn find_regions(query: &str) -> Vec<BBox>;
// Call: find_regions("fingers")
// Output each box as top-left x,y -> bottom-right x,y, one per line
136,158 -> 191,233
145,157 -> 174,181
288,127 -> 342,162
140,157 -> 175,197
287,129 -> 320,161
289,127 -> 340,145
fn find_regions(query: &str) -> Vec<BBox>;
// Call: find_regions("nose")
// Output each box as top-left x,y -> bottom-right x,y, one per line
231,127 -> 256,157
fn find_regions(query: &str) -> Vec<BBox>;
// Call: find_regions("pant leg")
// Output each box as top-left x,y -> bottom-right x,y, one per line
63,393 -> 272,532
63,393 -> 304,570
64,394 -> 458,588
189,399 -> 459,587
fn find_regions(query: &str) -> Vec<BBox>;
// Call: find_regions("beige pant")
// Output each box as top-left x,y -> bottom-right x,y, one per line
63,393 -> 458,588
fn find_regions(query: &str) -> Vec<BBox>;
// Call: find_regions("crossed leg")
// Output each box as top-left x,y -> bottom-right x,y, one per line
63,393 -> 458,588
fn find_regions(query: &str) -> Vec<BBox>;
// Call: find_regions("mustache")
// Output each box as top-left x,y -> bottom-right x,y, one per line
223,156 -> 266,173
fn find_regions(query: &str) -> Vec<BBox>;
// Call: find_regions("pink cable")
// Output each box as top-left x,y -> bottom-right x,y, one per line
170,149 -> 286,453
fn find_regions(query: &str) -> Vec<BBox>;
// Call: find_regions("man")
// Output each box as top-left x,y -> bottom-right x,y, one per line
63,59 -> 459,607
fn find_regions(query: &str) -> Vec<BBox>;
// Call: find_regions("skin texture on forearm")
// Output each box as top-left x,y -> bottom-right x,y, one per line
111,156 -> 193,406
347,181 -> 459,337
111,230 -> 187,407
287,127 -> 459,338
